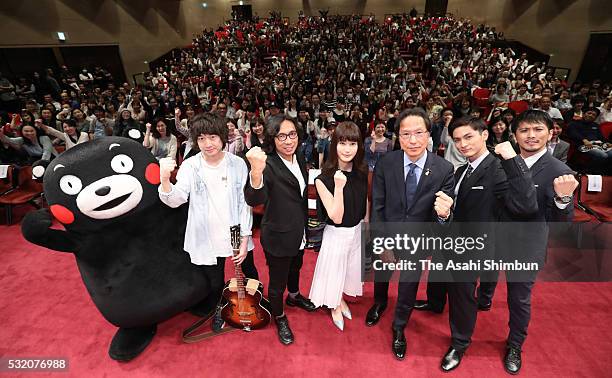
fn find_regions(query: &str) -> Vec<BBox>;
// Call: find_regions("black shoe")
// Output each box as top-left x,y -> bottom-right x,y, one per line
274,315 -> 294,345
504,346 -> 522,375
392,328 -> 407,360
478,302 -> 492,311
211,305 -> 225,333
286,293 -> 317,312
414,300 -> 444,314
108,325 -> 157,362
365,303 -> 387,326
441,347 -> 463,372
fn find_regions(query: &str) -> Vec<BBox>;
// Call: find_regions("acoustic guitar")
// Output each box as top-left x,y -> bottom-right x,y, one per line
220,225 -> 271,331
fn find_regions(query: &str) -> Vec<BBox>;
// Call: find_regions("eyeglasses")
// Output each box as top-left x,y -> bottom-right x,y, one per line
275,131 -> 298,141
399,130 -> 429,140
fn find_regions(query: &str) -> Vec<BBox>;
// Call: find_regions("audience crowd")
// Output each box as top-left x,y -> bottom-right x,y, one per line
0,13 -> 610,173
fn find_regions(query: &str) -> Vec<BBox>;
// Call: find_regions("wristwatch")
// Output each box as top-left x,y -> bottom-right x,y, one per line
554,194 -> 572,204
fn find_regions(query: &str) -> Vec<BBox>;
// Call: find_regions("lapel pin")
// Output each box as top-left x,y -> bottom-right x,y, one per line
425,169 -> 431,176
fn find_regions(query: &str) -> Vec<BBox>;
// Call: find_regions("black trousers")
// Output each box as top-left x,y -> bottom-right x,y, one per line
241,249 -> 259,281
477,270 -> 499,306
424,272 -> 448,312
448,281 -> 478,352
265,250 -> 304,317
392,266 -> 423,330
198,257 -> 227,312
506,279 -> 535,349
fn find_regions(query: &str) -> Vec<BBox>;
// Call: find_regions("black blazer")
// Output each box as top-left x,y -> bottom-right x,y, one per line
453,153 -> 538,222
499,152 -> 575,265
244,152 -> 308,257
372,150 -> 455,223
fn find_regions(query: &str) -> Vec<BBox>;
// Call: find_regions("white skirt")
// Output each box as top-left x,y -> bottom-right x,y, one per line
309,223 -> 363,309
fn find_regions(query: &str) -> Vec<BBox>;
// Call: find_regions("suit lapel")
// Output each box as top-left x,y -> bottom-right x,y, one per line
457,153 -> 494,204
395,151 -> 406,209
529,152 -> 549,179
270,153 -> 302,196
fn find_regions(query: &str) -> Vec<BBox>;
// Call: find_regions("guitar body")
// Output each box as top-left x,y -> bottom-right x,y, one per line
220,278 -> 271,331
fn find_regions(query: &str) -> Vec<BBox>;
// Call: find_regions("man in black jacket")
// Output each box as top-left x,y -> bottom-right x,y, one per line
436,116 -> 539,372
244,115 -> 316,346
495,110 -> 577,374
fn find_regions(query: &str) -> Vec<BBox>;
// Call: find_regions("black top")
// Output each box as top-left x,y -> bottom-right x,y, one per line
316,169 -> 368,227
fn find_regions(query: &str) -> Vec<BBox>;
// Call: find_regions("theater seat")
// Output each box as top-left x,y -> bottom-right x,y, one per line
472,88 -> 490,100
599,122 -> 612,140
578,175 -> 612,222
0,166 -> 44,225
508,100 -> 529,115
0,165 -> 15,195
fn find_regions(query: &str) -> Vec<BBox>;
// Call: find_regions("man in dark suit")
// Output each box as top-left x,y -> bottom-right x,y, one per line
366,108 -> 455,360
434,116 -> 539,372
498,110 -> 578,374
244,115 -> 316,346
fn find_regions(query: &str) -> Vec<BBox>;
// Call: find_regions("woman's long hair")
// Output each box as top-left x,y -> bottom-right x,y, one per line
321,121 -> 367,178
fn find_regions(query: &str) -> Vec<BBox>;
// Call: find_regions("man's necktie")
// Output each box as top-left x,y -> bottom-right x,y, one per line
464,164 -> 474,180
405,163 -> 417,210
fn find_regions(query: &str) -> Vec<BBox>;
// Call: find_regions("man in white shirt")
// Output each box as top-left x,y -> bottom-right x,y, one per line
539,96 -> 563,119
159,113 -> 256,331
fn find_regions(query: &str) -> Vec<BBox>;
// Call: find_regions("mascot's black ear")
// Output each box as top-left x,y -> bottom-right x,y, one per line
31,160 -> 50,182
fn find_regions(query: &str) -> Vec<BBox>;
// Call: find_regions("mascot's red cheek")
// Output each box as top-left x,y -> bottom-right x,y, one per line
50,204 -> 75,225
145,163 -> 161,185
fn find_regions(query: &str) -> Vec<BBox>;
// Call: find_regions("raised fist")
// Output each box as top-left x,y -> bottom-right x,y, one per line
175,107 -> 181,117
553,174 -> 578,197
434,191 -> 453,219
494,141 -> 517,160
145,122 -> 152,131
246,146 -> 267,173
159,158 -> 176,181
334,170 -> 347,190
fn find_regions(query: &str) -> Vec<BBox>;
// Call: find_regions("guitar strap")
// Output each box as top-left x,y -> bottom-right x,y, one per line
182,311 -> 238,343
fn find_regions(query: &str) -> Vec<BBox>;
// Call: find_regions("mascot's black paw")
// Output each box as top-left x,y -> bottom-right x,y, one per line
108,325 -> 157,362
21,209 -> 53,242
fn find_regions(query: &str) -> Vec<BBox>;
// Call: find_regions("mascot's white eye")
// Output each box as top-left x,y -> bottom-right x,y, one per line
111,154 -> 134,174
59,175 -> 83,195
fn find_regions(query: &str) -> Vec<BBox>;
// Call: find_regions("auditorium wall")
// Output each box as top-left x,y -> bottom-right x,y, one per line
447,0 -> 612,81
0,0 -> 608,82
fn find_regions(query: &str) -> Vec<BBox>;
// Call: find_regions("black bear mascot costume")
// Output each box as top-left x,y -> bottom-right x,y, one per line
21,137 -> 212,361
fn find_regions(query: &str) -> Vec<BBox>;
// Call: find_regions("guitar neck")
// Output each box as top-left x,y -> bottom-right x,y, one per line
230,225 -> 246,299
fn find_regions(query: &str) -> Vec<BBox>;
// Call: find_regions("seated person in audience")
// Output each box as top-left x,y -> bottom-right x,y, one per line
489,83 -> 510,108
539,96 -> 563,119
114,109 -> 141,137
0,124 -> 57,163
566,107 -> 611,172
597,95 -> 612,124
144,118 -> 177,161
554,89 -> 573,112
224,118 -> 244,156
548,118 -> 570,163
174,106 -> 197,159
71,108 -> 90,135
364,121 -> 393,171
245,117 -> 266,151
36,118 -> 88,150
88,106 -> 113,140
563,96 -> 586,122
487,116 -> 517,154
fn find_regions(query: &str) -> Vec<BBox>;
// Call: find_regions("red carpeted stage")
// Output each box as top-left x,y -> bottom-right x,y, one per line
1,215 -> 611,378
